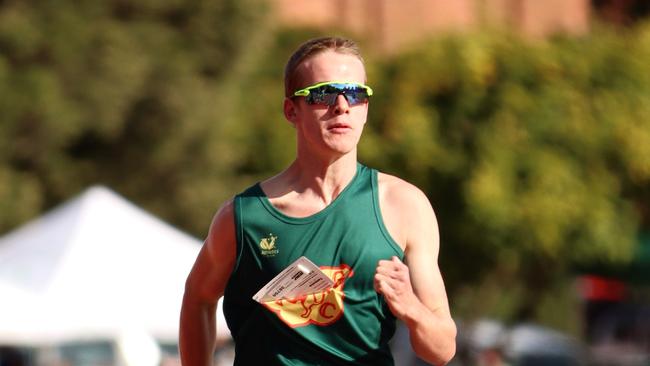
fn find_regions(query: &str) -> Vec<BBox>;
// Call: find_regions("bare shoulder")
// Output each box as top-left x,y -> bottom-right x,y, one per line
377,172 -> 435,216
204,198 -> 237,263
184,198 -> 237,302
377,172 -> 439,252
207,198 -> 236,243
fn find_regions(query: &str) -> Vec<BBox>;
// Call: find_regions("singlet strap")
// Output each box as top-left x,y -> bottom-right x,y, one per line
370,169 -> 405,258
233,194 -> 244,273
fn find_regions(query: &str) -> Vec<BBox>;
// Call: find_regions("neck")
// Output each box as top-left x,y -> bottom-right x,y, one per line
285,152 -> 358,205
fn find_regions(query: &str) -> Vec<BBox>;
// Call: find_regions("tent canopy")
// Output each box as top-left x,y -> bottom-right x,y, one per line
0,186 -> 229,345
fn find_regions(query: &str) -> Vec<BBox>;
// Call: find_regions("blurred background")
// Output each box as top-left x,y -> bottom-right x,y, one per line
1,0 -> 649,365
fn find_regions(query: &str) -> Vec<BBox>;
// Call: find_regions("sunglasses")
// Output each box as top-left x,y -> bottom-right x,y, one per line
292,81 -> 373,106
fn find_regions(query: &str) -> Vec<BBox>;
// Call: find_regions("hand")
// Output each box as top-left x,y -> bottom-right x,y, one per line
374,256 -> 419,320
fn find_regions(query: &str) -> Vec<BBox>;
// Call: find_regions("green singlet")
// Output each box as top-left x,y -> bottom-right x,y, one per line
223,163 -> 405,365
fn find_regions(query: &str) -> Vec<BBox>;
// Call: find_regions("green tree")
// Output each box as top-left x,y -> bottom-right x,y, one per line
361,25 -> 650,327
0,0 -> 270,234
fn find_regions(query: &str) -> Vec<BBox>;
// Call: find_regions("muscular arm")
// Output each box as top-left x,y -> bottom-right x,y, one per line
375,174 -> 457,365
179,199 -> 236,366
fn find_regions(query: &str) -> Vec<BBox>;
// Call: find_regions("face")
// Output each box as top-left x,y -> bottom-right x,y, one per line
284,51 -> 369,159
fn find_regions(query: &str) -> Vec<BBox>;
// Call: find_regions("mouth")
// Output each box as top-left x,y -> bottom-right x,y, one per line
327,123 -> 351,132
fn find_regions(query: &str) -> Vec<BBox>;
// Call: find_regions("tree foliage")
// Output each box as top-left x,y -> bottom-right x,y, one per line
0,0 -> 270,234
360,26 -> 650,323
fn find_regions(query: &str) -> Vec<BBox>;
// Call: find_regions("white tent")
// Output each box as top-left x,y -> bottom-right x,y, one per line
0,185 -> 230,346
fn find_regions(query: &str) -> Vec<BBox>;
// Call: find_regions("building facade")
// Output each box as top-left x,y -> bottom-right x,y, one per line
271,0 -> 590,52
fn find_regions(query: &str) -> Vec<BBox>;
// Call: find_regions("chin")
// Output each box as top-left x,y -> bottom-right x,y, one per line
326,134 -> 359,149
325,142 -> 358,156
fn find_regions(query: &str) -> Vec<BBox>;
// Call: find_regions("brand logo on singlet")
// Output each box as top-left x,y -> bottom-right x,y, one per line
259,233 -> 279,257
262,264 -> 354,328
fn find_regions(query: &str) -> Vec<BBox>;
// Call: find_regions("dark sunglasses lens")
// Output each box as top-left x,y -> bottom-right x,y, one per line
307,84 -> 369,105
344,89 -> 369,105
306,86 -> 329,105
308,93 -> 338,105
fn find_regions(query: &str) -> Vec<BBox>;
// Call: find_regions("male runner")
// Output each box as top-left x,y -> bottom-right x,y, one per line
179,36 -> 456,365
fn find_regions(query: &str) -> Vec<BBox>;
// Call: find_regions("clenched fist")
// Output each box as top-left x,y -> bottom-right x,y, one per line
374,256 -> 419,320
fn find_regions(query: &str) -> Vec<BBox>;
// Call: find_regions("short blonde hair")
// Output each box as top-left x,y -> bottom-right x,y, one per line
284,37 -> 365,97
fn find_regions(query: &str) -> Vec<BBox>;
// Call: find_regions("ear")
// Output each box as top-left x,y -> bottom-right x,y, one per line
283,98 -> 298,126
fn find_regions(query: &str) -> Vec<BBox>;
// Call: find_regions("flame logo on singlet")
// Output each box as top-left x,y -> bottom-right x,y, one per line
262,265 -> 353,328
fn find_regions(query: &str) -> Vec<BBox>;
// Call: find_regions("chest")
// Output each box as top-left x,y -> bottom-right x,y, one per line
267,190 -> 346,219
244,212 -> 401,287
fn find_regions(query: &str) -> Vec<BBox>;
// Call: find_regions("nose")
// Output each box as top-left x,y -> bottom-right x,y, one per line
332,94 -> 350,115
